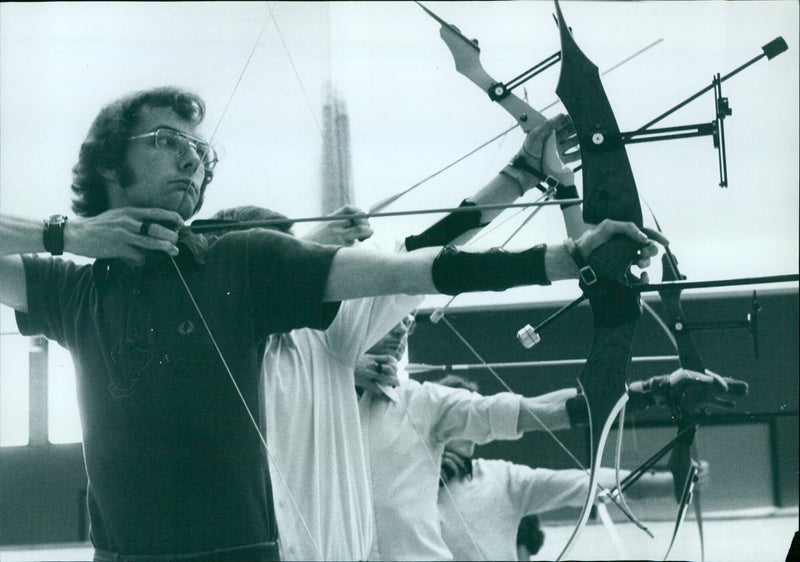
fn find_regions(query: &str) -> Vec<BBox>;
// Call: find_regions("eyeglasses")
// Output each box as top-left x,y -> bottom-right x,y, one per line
128,128 -> 218,171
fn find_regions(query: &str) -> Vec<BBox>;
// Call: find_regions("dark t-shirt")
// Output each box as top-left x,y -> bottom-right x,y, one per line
16,229 -> 339,556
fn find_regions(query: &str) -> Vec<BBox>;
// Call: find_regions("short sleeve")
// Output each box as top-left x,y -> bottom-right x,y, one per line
209,230 -> 340,335
15,255 -> 91,348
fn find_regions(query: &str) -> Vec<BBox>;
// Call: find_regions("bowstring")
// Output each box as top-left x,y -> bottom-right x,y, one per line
200,5 -> 514,556
190,5 -> 514,557
435,312 -> 652,531
171,3 -> 327,558
168,257 -> 324,559
390,392 -> 489,561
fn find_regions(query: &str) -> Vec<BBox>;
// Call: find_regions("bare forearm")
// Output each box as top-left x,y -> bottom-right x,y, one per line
0,215 -> 48,255
544,243 -> 579,282
324,246 -> 439,301
325,242 -> 580,302
448,174 -> 525,246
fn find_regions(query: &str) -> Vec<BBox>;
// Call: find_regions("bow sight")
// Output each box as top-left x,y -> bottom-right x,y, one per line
614,37 -> 788,188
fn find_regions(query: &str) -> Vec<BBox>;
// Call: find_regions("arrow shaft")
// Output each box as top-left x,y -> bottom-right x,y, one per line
187,200 -> 582,233
408,355 -> 679,374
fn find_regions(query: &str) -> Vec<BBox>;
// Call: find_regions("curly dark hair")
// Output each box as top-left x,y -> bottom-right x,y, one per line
205,206 -> 295,244
71,86 -> 213,217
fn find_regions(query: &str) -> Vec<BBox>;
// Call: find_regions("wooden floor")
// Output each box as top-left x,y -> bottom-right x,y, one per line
1,508 -> 796,562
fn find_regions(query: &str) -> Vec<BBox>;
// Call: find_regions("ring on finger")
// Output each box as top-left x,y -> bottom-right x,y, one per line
139,221 -> 152,236
375,361 -> 382,374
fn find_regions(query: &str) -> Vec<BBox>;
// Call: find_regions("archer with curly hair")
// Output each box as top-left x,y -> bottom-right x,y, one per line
71,86 -> 214,218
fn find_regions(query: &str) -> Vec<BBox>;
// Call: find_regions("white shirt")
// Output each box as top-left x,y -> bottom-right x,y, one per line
438,458 -> 594,561
359,379 -> 523,561
264,294 -> 423,561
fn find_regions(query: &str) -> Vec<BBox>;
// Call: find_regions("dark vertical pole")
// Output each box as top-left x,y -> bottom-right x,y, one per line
768,417 -> 782,507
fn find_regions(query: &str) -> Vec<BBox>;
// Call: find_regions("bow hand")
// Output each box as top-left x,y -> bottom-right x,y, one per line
630,368 -> 748,416
569,219 -> 666,285
502,115 -> 578,192
519,113 -> 580,177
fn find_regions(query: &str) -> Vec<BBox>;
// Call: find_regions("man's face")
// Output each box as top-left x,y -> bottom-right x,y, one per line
367,315 -> 415,360
116,105 -> 208,219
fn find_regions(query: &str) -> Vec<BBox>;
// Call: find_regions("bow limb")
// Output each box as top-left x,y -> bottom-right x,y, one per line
416,2 -> 547,133
418,0 -> 655,541
551,0 -> 645,558
658,247 -> 706,562
416,3 -> 603,474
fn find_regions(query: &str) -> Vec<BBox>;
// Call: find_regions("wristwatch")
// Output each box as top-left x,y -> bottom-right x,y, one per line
43,214 -> 68,256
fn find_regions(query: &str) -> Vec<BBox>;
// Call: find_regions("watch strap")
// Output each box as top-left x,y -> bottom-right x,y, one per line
564,237 -> 597,287
43,214 -> 68,256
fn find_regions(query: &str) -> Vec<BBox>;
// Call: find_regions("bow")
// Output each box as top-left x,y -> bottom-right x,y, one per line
549,1 -> 648,558
415,0 -> 664,551
415,1 -> 549,135
656,244 -> 708,561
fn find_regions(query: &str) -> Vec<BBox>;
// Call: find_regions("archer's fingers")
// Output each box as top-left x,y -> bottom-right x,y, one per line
124,207 -> 185,228
376,373 -> 399,388
625,269 -> 649,285
145,222 -> 181,244
127,231 -> 181,256
597,220 -> 653,248
522,123 -> 555,158
641,227 -> 670,248
711,397 -> 737,409
360,381 -> 384,395
441,450 -> 467,473
552,113 -> 575,138
701,369 -> 730,392
328,205 -> 364,217
559,145 -> 581,165
350,223 -> 374,242
556,130 -> 580,151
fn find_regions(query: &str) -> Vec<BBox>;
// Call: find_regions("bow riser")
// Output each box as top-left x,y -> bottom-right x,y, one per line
552,1 -> 644,558
555,41 -> 642,228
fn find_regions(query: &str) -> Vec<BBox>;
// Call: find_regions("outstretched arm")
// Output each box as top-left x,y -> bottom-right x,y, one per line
0,208 -> 184,312
404,115 -> 582,251
518,388 -> 577,433
323,218 -> 663,302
